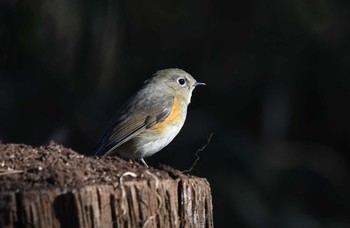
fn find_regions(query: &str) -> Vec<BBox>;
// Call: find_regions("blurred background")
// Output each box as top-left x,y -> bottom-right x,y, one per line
1,0 -> 350,227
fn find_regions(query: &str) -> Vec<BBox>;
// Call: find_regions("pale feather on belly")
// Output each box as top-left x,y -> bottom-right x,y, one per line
135,122 -> 184,158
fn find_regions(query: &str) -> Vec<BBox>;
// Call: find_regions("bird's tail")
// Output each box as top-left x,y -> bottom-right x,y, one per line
93,142 -> 105,156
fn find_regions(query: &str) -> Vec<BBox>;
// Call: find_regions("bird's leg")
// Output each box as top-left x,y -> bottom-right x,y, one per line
139,158 -> 149,168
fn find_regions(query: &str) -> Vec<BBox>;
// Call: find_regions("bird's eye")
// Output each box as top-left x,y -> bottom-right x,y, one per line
177,78 -> 186,86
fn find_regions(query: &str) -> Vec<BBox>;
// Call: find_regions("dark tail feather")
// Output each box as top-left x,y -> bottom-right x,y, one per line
93,119 -> 119,156
93,142 -> 105,156
92,128 -> 111,156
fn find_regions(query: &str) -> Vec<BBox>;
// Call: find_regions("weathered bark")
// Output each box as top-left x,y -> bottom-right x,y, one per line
0,176 -> 213,228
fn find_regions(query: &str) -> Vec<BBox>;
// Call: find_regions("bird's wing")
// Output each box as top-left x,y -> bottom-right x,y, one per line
93,94 -> 174,156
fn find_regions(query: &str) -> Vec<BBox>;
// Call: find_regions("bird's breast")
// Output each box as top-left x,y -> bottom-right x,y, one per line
152,96 -> 186,133
134,97 -> 187,157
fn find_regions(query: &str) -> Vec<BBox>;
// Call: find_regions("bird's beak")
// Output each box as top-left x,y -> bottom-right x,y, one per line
194,81 -> 206,87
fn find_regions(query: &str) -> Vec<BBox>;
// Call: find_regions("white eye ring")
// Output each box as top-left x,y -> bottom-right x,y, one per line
177,78 -> 186,86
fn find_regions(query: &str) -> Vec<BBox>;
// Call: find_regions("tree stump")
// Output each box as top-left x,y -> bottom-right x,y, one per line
0,143 -> 213,228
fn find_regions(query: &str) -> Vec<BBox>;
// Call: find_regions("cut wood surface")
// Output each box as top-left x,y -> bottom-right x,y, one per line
0,143 -> 213,228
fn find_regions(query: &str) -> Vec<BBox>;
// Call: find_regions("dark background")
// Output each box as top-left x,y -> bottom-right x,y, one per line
1,1 -> 350,227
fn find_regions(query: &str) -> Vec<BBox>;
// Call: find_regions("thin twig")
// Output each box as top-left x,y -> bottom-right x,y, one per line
0,169 -> 24,176
119,171 -> 138,216
182,133 -> 213,173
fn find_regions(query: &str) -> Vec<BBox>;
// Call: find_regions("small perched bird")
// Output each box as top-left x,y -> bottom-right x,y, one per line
93,68 -> 205,167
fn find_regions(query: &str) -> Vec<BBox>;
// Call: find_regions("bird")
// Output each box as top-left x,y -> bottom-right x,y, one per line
93,68 -> 205,167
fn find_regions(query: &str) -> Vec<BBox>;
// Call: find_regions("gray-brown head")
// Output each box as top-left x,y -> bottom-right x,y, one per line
146,68 -> 205,104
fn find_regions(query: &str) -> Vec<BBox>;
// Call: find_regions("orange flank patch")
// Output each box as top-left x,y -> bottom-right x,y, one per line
151,97 -> 183,134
